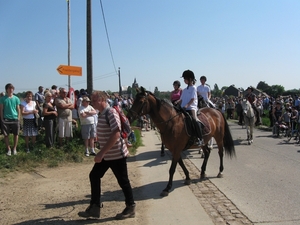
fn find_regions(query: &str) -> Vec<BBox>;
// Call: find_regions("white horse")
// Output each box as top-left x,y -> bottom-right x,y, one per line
241,99 -> 256,145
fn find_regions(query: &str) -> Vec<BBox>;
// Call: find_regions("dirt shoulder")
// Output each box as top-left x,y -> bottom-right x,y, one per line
0,156 -> 146,225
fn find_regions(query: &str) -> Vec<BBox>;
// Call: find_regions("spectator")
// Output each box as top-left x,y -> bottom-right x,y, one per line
235,98 -> 244,125
0,83 -> 21,156
20,91 -> 39,153
43,92 -> 58,148
226,98 -> 235,120
55,88 -> 74,147
34,86 -> 45,128
0,92 -> 5,134
78,96 -> 97,156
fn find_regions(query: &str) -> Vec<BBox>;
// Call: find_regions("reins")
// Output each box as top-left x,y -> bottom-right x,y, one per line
129,92 -> 182,128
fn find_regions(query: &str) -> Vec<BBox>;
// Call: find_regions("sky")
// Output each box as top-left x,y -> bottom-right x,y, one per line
0,0 -> 299,94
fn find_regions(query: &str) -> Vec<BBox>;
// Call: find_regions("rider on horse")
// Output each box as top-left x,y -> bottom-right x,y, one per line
197,75 -> 215,108
245,86 -> 262,126
176,70 -> 204,146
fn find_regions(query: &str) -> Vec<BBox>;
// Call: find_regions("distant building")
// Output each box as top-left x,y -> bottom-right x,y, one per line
242,86 -> 268,98
132,78 -> 139,90
223,85 -> 242,97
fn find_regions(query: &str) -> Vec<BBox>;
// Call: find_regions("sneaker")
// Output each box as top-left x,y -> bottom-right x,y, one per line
85,152 -> 89,157
78,204 -> 100,218
6,150 -> 11,156
90,152 -> 96,156
13,150 -> 17,155
115,204 -> 136,220
26,149 -> 30,153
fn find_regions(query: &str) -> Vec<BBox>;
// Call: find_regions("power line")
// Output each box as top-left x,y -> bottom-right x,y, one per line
99,0 -> 118,75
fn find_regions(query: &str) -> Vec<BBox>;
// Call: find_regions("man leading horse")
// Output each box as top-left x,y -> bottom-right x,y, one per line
245,86 -> 262,126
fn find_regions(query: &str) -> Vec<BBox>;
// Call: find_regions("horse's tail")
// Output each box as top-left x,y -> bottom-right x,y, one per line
222,113 -> 236,158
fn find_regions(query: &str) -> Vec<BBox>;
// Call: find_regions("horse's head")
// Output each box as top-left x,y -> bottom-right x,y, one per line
242,98 -> 254,117
129,86 -> 151,117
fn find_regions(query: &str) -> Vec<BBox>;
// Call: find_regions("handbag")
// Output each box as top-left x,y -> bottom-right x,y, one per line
34,113 -> 39,127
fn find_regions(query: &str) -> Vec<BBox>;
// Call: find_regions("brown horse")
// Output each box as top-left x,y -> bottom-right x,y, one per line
129,87 -> 235,196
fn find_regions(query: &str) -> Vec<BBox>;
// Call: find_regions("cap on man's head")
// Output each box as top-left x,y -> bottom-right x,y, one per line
247,86 -> 254,92
39,86 -> 43,89
81,91 -> 88,96
82,96 -> 90,102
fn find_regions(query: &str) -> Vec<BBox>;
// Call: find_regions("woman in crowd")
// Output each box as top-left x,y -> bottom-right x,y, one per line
43,92 -> 58,148
20,91 -> 39,153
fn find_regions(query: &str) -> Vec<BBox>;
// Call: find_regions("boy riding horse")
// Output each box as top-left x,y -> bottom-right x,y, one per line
245,86 -> 261,126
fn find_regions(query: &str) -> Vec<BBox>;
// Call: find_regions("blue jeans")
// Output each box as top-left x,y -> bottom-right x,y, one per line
89,157 -> 135,206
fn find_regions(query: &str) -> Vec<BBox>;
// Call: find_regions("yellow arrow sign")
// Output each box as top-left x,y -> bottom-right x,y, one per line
57,65 -> 82,76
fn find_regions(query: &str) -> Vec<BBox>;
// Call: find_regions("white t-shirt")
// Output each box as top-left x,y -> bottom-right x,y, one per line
78,105 -> 95,125
197,84 -> 210,101
21,100 -> 36,119
180,85 -> 198,111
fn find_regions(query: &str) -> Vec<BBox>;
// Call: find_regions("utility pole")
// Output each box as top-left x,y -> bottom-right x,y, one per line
86,0 -> 93,93
67,0 -> 71,89
118,67 -> 122,96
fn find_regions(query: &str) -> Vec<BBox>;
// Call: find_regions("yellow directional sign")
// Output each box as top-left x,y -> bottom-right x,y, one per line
57,65 -> 82,76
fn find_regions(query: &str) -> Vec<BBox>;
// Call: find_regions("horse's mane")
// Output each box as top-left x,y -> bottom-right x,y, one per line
147,91 -> 174,111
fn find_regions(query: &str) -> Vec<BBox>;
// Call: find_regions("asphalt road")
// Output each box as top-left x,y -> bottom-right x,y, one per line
185,122 -> 300,225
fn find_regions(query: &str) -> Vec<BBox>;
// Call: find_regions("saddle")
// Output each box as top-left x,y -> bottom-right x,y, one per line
184,112 -> 211,137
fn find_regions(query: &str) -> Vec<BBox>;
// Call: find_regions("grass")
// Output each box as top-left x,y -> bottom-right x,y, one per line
0,126 -> 143,177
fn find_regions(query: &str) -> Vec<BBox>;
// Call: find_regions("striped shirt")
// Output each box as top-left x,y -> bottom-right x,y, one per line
97,106 -> 128,160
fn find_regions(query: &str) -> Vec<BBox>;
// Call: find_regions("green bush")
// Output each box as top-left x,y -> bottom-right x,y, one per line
0,125 -> 142,176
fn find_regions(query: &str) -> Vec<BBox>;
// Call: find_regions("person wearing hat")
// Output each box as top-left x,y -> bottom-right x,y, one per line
175,70 -> 203,145
78,96 -> 97,156
245,86 -> 261,126
77,90 -> 88,109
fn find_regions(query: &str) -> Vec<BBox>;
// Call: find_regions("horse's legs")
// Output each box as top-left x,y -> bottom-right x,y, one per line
160,142 -> 165,157
208,138 -> 214,149
178,157 -> 191,185
200,145 -> 211,179
217,145 -> 224,178
161,158 -> 178,197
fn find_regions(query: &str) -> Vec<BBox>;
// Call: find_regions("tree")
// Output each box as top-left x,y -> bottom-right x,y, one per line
211,83 -> 222,97
256,81 -> 270,92
266,85 -> 285,97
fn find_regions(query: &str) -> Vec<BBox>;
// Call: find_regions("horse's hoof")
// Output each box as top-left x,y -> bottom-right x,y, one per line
184,179 -> 191,185
160,191 -> 169,197
217,173 -> 223,178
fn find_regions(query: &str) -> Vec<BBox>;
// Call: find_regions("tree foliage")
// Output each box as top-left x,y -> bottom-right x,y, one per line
256,81 -> 270,92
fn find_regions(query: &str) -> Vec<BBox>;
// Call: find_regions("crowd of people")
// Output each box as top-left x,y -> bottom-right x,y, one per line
0,84 -> 137,155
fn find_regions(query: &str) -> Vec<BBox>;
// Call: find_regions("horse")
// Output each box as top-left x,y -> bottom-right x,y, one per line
129,87 -> 235,197
241,99 -> 256,145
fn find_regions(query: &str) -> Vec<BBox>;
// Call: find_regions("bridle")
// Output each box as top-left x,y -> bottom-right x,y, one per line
129,95 -> 148,118
129,92 -> 182,126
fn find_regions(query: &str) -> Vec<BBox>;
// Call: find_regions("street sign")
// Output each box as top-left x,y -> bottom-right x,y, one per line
57,65 -> 82,76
